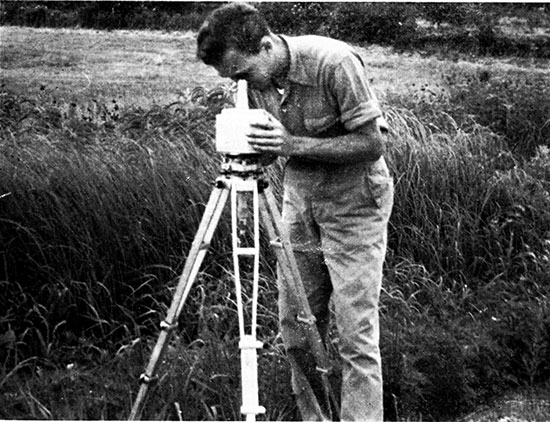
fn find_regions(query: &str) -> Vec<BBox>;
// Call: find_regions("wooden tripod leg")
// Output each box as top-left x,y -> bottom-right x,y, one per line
258,186 -> 340,420
129,180 -> 230,420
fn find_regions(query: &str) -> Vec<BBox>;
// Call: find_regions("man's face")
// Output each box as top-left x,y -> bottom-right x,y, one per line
215,47 -> 273,91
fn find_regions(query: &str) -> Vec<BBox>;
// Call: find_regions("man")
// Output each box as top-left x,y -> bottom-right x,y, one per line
197,3 -> 393,421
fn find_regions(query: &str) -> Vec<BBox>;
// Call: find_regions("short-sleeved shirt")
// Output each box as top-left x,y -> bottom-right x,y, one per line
248,34 -> 388,141
249,34 -> 391,209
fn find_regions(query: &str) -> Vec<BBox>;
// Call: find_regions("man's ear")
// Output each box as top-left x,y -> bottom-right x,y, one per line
260,36 -> 273,53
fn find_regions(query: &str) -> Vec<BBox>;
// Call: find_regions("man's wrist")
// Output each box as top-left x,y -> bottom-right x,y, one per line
284,134 -> 300,157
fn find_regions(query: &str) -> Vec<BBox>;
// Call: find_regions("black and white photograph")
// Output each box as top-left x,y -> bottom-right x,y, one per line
1,2 -> 549,421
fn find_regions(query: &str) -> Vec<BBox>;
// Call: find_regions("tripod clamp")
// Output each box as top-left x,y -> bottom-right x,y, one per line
159,320 -> 178,331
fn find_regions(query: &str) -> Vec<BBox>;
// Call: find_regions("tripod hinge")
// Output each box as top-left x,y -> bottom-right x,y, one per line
241,405 -> 266,416
139,373 -> 159,384
160,320 -> 178,331
214,179 -> 229,189
257,178 -> 269,193
315,366 -> 329,374
296,313 -> 316,325
269,239 -> 283,249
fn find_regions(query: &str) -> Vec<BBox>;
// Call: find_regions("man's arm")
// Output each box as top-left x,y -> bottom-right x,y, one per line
246,111 -> 385,164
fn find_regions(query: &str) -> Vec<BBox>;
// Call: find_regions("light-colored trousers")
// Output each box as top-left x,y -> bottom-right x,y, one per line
278,156 -> 394,422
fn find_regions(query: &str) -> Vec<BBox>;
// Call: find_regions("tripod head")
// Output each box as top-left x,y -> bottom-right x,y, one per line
220,154 -> 264,178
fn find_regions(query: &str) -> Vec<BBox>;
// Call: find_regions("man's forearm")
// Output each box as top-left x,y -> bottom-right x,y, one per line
287,130 -> 385,164
247,112 -> 385,163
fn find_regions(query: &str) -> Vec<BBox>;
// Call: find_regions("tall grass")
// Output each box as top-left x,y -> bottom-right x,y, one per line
0,85 -> 291,420
381,101 -> 550,419
1,77 -> 549,420
1,91 -> 222,341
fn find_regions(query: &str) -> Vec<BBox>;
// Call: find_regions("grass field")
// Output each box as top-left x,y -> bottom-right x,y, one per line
2,26 -> 548,104
1,25 -> 550,421
0,27 -> 223,107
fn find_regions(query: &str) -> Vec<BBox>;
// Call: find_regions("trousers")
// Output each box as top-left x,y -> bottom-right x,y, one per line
278,156 -> 394,422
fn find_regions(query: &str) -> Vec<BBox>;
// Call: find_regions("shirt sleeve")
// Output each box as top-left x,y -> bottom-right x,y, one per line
331,53 -> 388,132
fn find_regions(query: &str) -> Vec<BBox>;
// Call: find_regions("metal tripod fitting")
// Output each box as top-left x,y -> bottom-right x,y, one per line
159,320 -> 178,331
296,312 -> 317,325
257,178 -> 269,193
239,335 -> 266,420
214,178 -> 229,189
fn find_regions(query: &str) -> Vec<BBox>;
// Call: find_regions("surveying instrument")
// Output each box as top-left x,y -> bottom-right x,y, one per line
129,80 -> 338,421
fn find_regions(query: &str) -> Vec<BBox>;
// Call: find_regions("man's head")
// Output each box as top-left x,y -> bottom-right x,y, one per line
197,3 -> 283,90
197,3 -> 269,67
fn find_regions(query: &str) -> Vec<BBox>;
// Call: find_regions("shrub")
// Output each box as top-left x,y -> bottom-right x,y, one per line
420,3 -> 483,27
259,3 -> 419,46
325,3 -> 418,46
257,2 -> 333,36
443,67 -> 550,157
0,2 -> 216,31
393,66 -> 550,158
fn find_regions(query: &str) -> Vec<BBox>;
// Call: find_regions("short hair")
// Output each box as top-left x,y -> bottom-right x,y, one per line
196,3 -> 271,67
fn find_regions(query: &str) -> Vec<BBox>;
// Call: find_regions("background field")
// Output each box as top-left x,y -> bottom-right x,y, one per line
1,3 -> 550,421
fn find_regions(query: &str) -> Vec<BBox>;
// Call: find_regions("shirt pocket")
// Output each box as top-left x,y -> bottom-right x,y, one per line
303,106 -> 340,135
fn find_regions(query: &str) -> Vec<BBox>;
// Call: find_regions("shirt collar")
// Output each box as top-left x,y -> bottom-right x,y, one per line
278,34 -> 316,87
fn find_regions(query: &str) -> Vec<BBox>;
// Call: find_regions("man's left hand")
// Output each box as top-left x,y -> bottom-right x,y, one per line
246,112 -> 293,156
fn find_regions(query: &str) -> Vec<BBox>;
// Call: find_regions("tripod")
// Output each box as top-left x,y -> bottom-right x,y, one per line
128,155 -> 339,421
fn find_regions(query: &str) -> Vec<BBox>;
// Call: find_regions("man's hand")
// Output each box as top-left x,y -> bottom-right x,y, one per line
246,111 -> 293,156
